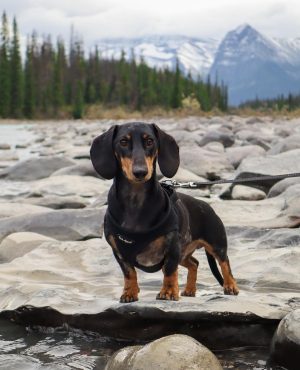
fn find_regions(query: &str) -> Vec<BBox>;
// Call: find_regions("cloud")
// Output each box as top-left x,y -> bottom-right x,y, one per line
1,0 -> 300,47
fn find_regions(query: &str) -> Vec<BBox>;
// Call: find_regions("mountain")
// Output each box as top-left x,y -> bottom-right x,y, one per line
210,24 -> 300,105
96,26 -> 300,106
96,35 -> 219,78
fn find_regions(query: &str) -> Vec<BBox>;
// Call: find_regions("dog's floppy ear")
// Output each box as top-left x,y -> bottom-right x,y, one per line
152,124 -> 179,178
90,125 -> 118,179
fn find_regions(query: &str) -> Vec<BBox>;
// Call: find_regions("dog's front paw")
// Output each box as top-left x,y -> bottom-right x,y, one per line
181,288 -> 196,297
224,282 -> 239,295
120,290 -> 139,303
156,287 -> 179,301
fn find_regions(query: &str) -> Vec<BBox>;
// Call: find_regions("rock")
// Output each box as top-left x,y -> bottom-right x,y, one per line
170,167 -> 208,183
268,177 -> 300,197
18,195 -> 89,209
0,150 -> 19,161
268,134 -> 300,154
180,146 -> 234,179
50,160 -> 100,178
0,208 -> 105,242
197,128 -> 235,148
105,335 -> 222,370
0,232 -> 55,262
270,309 -> 300,370
232,185 -> 266,200
225,145 -> 266,168
0,143 -> 11,150
221,149 -> 300,198
30,175 -> 110,198
203,141 -> 225,153
0,202 -> 50,218
0,157 -> 75,181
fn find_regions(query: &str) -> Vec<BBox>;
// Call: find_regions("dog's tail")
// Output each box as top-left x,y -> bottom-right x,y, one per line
205,251 -> 224,287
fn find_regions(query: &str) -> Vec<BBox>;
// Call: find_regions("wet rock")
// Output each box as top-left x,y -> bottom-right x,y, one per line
0,232 -> 55,262
105,335 -> 222,370
270,309 -> 300,370
0,157 -> 75,181
197,128 -> 235,148
0,208 -> 105,242
225,145 -> 266,168
232,185 -> 266,200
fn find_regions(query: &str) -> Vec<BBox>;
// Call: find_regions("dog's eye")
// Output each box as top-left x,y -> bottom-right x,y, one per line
145,138 -> 154,147
120,138 -> 129,147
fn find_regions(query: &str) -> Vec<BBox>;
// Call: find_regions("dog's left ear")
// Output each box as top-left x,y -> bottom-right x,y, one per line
90,125 -> 118,179
152,124 -> 179,178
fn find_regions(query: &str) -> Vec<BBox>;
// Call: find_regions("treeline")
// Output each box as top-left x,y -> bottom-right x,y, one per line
0,12 -> 228,119
240,93 -> 300,112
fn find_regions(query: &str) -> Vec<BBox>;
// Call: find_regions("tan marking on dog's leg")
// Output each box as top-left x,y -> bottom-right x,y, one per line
120,268 -> 140,303
156,268 -> 179,301
108,235 -> 140,302
198,239 -> 239,296
180,256 -> 199,297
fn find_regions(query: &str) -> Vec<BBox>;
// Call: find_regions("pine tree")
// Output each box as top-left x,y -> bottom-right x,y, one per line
0,12 -> 10,117
23,36 -> 35,118
9,16 -> 23,117
171,59 -> 182,108
52,37 -> 66,115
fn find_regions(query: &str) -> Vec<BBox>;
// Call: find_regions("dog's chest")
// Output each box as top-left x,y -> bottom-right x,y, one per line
135,236 -> 166,267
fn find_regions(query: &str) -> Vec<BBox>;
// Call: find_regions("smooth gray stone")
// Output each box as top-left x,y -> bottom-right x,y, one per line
0,208 -> 105,242
0,156 -> 75,181
270,309 -> 300,370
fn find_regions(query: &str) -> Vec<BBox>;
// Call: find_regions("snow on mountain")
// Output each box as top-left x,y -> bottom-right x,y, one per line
210,24 -> 300,105
96,26 -> 300,106
96,35 -> 219,78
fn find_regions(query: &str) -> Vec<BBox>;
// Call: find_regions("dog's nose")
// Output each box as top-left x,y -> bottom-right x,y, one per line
133,167 -> 148,179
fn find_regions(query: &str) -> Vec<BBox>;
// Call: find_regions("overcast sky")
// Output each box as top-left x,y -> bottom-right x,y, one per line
2,0 -> 300,46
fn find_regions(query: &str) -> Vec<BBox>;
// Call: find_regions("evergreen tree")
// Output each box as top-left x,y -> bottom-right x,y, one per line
0,11 -> 10,117
52,37 -> 66,115
171,59 -> 182,108
23,36 -> 35,118
10,16 -> 23,117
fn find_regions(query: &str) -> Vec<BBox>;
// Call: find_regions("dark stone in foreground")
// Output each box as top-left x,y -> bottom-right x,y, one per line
0,303 -> 279,350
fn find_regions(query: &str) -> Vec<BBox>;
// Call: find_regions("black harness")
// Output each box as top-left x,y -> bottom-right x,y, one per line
104,184 -> 183,271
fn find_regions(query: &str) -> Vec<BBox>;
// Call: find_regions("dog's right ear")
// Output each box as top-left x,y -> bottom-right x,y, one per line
90,125 -> 118,179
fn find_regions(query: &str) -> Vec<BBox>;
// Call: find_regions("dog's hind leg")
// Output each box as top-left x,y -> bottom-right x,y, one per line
180,255 -> 199,297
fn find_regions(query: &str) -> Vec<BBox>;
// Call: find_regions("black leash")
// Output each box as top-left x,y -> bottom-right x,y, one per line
161,172 -> 300,189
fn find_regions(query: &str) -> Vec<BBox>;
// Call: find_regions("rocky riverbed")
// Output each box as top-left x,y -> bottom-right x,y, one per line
0,117 -> 299,369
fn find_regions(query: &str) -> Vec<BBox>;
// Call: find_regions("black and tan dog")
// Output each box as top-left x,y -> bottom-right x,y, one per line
90,122 -> 239,303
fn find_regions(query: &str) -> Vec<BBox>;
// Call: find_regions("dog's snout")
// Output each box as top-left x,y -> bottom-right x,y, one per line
133,167 -> 148,179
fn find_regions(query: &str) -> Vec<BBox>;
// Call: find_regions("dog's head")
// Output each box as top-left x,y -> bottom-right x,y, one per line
90,122 -> 179,183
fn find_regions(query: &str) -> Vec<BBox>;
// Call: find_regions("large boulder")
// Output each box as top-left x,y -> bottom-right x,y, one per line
0,208 -> 105,242
180,146 -> 234,179
0,232 -> 55,262
270,309 -> 300,370
0,156 -> 75,181
197,127 -> 235,148
268,134 -> 300,154
225,145 -> 266,168
105,335 -> 222,370
0,202 -> 50,219
18,195 -> 90,209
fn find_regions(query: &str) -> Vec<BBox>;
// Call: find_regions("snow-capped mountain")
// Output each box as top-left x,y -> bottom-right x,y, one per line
96,26 -> 300,105
96,35 -> 219,78
210,24 -> 300,105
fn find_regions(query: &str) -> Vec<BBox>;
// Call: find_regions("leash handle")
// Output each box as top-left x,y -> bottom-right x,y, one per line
161,172 -> 300,189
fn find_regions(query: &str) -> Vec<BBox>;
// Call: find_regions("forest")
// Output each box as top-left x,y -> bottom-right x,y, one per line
0,12 -> 228,119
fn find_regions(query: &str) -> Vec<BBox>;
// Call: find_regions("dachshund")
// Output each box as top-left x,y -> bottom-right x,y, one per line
90,122 -> 239,302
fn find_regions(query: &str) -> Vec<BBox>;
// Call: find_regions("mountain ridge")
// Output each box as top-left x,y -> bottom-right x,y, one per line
96,25 -> 300,105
